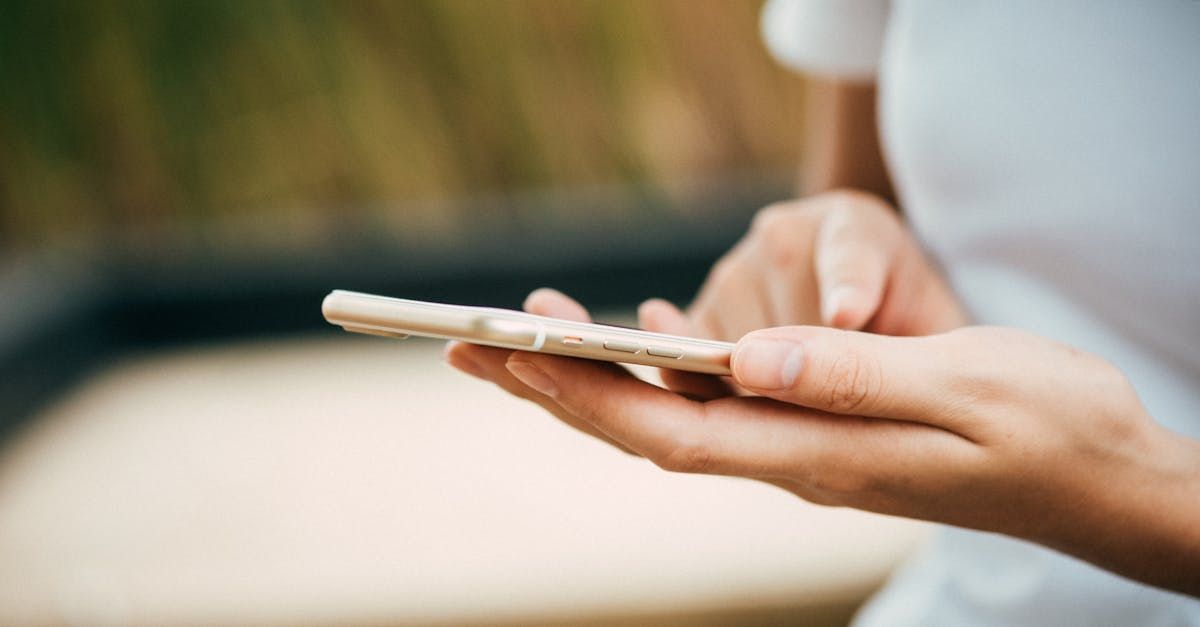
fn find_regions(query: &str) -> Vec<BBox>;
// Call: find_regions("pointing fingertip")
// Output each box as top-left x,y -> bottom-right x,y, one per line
823,286 -> 878,329
821,286 -> 853,325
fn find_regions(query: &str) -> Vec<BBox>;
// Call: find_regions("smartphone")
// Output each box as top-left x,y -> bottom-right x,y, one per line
321,290 -> 733,375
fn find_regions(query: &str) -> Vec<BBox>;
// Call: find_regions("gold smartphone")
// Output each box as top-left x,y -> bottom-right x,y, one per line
322,290 -> 733,375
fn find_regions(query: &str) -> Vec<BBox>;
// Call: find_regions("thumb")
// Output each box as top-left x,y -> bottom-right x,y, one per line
730,326 -> 960,429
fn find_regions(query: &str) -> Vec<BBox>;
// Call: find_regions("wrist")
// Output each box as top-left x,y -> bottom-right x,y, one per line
1050,423 -> 1200,594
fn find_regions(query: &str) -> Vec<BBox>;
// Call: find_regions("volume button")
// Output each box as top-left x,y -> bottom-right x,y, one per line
603,340 -> 640,354
646,346 -> 683,359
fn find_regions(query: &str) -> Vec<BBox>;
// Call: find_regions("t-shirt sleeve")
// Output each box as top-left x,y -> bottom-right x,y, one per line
760,0 -> 890,82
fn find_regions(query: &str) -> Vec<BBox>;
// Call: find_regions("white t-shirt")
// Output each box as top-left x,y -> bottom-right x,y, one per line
762,1 -> 1200,624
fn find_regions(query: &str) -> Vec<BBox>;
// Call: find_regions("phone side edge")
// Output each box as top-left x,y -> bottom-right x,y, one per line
536,318 -> 733,376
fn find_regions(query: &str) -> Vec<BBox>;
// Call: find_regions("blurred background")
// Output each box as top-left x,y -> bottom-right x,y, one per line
0,0 -> 808,424
1,0 -> 806,254
0,2 -> 927,625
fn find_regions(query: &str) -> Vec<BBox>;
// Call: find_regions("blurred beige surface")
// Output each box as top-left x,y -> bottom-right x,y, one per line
0,334 -> 928,626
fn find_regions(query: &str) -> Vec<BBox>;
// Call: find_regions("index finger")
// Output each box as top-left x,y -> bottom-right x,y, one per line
505,351 -> 973,500
813,199 -> 898,330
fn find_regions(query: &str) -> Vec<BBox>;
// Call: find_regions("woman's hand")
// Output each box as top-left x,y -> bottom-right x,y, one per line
452,305 -> 1200,595
443,189 -> 1200,595
686,189 -> 966,340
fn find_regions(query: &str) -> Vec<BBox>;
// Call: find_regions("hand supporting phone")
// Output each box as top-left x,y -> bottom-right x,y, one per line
322,290 -> 733,375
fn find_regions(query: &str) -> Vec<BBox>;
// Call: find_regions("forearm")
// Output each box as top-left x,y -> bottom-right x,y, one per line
800,79 -> 894,202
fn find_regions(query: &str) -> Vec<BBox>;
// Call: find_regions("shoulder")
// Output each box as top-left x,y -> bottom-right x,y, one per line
760,0 -> 890,81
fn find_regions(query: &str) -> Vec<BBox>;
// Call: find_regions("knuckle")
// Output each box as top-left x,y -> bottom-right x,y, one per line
828,190 -> 900,234
1085,359 -> 1146,440
940,330 -> 1007,399
799,490 -> 841,507
827,188 -> 891,214
822,193 -> 897,241
806,462 -> 879,503
947,363 -> 1007,406
688,304 -> 716,332
821,350 -> 881,414
1095,407 -> 1144,449
760,221 -> 803,269
706,252 -> 741,285
750,203 -> 810,269
750,202 -> 794,235
819,473 -> 875,500
693,313 -> 725,342
654,437 -> 715,474
1092,356 -> 1131,391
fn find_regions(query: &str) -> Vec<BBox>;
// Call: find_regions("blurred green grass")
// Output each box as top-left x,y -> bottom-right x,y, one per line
0,0 -> 805,254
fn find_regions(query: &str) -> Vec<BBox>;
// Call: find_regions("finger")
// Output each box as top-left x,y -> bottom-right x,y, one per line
873,245 -> 970,336
688,247 -> 772,341
813,201 -> 898,330
444,340 -> 490,380
446,341 -> 635,453
730,326 -> 974,435
505,351 -> 969,488
749,204 -> 823,327
687,258 -> 732,341
761,245 -> 822,327
504,351 -> 810,477
638,298 -> 734,400
523,287 -> 591,322
687,294 -> 728,342
469,290 -> 630,451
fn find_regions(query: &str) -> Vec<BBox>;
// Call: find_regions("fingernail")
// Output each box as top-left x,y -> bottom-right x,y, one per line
506,359 -> 558,397
822,286 -> 857,326
734,338 -> 804,389
445,352 -> 487,380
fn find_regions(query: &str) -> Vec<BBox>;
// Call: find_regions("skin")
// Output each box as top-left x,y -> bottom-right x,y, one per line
447,279 -> 1200,599
799,81 -> 894,201
445,80 -> 1200,596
